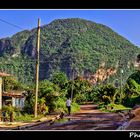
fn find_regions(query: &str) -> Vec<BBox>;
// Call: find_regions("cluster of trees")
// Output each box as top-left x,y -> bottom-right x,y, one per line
3,68 -> 140,118
3,72 -> 81,116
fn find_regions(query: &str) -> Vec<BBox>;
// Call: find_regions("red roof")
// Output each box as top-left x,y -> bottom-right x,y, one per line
0,72 -> 11,77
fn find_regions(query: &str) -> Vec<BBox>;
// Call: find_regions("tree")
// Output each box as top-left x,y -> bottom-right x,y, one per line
123,70 -> 140,107
23,89 -> 35,114
99,84 -> 118,105
38,97 -> 48,115
49,72 -> 68,89
38,80 -> 60,113
67,76 -> 92,103
3,76 -> 25,92
124,71 -> 140,98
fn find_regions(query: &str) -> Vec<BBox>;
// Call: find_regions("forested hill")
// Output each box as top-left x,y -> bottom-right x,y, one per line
0,18 -> 139,84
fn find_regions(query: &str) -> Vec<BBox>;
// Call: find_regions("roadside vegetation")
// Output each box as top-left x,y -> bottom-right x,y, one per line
2,68 -> 140,122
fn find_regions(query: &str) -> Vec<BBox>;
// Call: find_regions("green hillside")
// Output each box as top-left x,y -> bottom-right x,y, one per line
0,18 -> 139,85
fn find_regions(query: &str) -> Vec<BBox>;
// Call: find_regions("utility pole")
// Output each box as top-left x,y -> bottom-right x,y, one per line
0,77 -> 2,111
34,18 -> 41,118
71,70 -> 74,100
120,69 -> 123,103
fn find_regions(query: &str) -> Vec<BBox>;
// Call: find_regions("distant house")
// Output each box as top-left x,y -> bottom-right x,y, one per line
0,72 -> 26,110
2,90 -> 26,109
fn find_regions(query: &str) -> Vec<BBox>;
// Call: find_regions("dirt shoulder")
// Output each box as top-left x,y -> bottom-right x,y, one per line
0,115 -> 57,130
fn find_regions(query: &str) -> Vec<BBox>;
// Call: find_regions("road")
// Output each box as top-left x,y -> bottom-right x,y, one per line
26,105 -> 124,130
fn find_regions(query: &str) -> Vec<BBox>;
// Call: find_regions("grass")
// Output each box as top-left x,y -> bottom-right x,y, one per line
71,102 -> 80,113
54,118 -> 69,124
99,103 -> 131,113
111,104 -> 131,112
14,114 -> 44,122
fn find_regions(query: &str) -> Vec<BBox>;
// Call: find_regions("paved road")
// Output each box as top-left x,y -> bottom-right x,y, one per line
26,105 -> 124,130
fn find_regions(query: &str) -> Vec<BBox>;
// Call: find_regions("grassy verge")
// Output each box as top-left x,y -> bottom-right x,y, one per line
99,104 -> 131,113
14,114 -> 44,122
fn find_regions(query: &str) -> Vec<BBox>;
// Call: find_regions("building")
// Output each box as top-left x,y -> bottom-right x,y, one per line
0,72 -> 26,110
2,90 -> 26,109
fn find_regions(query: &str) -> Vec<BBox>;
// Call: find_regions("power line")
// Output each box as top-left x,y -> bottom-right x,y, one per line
0,18 -> 24,30
0,59 -> 98,64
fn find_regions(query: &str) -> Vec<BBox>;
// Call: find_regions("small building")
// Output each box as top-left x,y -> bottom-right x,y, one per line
2,90 -> 26,109
0,72 -> 26,110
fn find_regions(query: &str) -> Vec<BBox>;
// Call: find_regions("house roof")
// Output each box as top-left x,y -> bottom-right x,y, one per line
2,91 -> 26,98
0,72 -> 11,77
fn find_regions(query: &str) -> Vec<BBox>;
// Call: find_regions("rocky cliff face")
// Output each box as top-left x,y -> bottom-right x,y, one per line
0,39 -> 15,56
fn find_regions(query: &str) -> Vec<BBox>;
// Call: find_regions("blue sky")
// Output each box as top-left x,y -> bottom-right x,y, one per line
0,10 -> 140,46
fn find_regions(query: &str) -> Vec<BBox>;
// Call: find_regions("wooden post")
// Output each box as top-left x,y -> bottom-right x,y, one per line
0,77 -> 2,111
71,70 -> 74,100
34,18 -> 41,118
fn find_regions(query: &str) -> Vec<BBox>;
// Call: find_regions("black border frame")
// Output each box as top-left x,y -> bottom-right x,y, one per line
0,0 -> 139,9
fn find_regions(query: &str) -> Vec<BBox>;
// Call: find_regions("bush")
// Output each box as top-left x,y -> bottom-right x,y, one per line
54,98 -> 67,113
2,106 -> 22,120
123,96 -> 140,108
71,102 -> 80,113
110,104 -> 131,112
99,103 -> 131,112
2,105 -> 14,112
48,97 -> 80,114
49,72 -> 68,89
73,93 -> 87,104
23,91 -> 35,114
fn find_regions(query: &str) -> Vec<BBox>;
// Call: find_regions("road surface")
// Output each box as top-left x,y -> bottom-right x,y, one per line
26,105 -> 124,130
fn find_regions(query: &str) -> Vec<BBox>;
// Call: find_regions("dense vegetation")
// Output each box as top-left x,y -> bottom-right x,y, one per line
0,18 -> 139,85
3,70 -> 140,120
1,18 -> 140,121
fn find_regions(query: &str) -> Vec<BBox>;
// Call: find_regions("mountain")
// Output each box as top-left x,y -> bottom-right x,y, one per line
0,18 -> 139,84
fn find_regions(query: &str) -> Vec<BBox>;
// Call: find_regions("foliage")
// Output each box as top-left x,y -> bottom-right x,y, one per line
2,105 -> 18,119
3,76 -> 25,92
124,70 -> 140,97
23,89 -> 35,114
108,104 -> 131,112
2,105 -> 14,113
49,72 -> 68,89
53,98 -> 67,113
71,102 -> 80,113
123,70 -> 140,107
38,97 -> 49,115
38,80 -> 61,113
23,79 -> 80,115
100,103 -> 131,112
98,84 -> 118,105
89,86 -> 102,103
14,114 -> 34,122
73,93 -> 87,104
67,77 -> 93,103
123,96 -> 140,108
0,18 -> 139,85
1,18 -> 140,116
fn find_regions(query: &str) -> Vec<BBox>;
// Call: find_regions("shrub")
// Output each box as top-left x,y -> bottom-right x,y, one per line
54,98 -> 67,113
71,102 -> 80,113
123,96 -> 140,108
73,93 -> 87,104
2,105 -> 15,116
